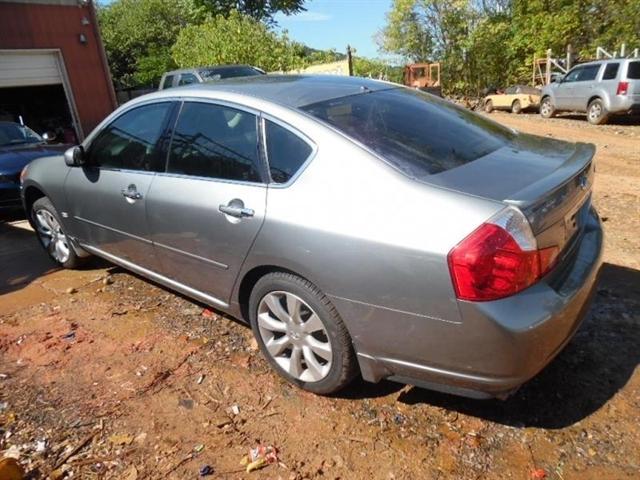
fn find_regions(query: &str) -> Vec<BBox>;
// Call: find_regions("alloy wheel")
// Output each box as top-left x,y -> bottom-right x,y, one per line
257,291 -> 332,382
589,103 -> 602,122
34,209 -> 70,263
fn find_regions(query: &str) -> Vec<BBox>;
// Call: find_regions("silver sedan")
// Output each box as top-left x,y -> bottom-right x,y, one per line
21,75 -> 603,398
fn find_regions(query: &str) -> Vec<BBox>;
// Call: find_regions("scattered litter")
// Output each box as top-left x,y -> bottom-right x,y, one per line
240,444 -> 278,473
61,331 -> 76,341
197,374 -> 205,384
0,373 -> 8,379
193,443 -> 205,453
228,404 -> 240,416
202,308 -> 215,318
0,457 -> 25,480
66,287 -> 77,294
35,439 -> 47,454
108,433 -> 134,445
531,468 -> 547,479
199,465 -> 214,476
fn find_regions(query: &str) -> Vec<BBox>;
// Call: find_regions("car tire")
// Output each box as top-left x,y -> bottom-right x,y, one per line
540,97 -> 555,118
249,272 -> 358,395
511,100 -> 522,114
587,98 -> 609,125
31,197 -> 83,269
484,100 -> 493,113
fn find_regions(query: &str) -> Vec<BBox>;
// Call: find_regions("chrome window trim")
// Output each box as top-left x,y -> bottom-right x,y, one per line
260,113 -> 318,189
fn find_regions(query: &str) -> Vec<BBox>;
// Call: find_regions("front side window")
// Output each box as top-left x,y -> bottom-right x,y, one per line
179,73 -> 198,86
161,75 -> 174,89
603,63 -> 620,80
167,102 -> 261,182
302,88 -> 514,178
88,102 -> 172,171
563,67 -> 583,83
265,120 -> 312,183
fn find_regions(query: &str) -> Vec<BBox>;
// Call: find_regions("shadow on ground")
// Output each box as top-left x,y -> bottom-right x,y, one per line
392,262 -> 640,429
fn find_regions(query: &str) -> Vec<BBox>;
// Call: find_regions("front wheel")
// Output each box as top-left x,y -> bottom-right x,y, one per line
32,197 -> 82,269
587,98 -> 609,125
540,97 -> 555,118
511,99 -> 522,114
484,100 -> 493,113
249,272 -> 358,395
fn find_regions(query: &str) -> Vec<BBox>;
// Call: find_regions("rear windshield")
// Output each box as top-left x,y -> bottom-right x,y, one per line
627,61 -> 640,79
200,66 -> 263,81
301,88 -> 514,177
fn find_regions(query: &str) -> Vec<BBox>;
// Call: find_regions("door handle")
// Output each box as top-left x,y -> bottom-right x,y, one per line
219,201 -> 254,218
121,185 -> 143,200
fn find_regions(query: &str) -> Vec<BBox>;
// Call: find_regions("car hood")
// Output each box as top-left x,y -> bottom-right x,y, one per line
0,143 -> 68,174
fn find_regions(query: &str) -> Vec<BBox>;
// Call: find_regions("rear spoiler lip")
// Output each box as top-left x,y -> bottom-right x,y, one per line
504,142 -> 595,207
504,142 -> 596,234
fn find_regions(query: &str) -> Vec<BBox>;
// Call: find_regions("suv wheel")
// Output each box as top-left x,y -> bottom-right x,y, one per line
249,272 -> 358,395
32,197 -> 82,269
511,100 -> 522,114
484,100 -> 493,113
587,98 -> 609,125
540,97 -> 555,118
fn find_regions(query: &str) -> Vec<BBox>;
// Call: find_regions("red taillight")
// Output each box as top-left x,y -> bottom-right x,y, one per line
616,81 -> 629,95
448,208 -> 559,301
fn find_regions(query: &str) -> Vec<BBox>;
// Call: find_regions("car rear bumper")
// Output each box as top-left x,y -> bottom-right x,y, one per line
335,208 -> 603,399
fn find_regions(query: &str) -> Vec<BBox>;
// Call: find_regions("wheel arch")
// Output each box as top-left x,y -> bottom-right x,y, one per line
23,184 -> 47,226
587,95 -> 603,110
237,264 -> 306,322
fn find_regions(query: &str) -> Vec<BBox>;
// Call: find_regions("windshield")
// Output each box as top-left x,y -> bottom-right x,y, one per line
200,66 -> 263,81
301,88 -> 515,177
0,123 -> 43,147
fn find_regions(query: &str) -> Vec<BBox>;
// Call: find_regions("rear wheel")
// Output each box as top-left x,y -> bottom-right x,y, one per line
540,97 -> 555,118
249,272 -> 358,395
511,99 -> 522,114
484,100 -> 493,113
32,197 -> 82,269
587,98 -> 609,125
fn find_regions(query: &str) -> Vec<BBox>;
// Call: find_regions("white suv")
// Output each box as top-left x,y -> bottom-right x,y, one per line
540,58 -> 640,124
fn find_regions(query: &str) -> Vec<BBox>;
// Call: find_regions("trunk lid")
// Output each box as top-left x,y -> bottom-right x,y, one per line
425,133 -> 595,256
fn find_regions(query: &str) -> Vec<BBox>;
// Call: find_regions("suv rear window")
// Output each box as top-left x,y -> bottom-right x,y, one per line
301,88 -> 514,177
627,61 -> 640,79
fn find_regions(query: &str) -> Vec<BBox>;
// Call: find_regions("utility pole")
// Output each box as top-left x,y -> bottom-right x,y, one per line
347,45 -> 354,76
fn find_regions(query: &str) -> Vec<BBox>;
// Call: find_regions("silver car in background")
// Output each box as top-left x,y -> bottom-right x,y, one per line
21,75 -> 603,398
540,58 -> 640,124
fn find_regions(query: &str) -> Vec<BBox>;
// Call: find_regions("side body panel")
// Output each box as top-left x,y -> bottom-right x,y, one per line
147,175 -> 267,305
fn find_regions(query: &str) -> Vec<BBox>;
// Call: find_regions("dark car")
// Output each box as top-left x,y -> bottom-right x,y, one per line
158,65 -> 265,90
0,121 -> 67,210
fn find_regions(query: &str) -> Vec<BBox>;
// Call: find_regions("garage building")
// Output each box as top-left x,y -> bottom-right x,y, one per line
0,0 -> 116,142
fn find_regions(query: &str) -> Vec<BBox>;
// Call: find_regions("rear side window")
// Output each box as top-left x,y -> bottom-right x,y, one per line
179,73 -> 198,86
167,102 -> 261,182
89,102 -> 172,171
265,120 -> 312,183
627,61 -> 640,79
301,88 -> 514,177
602,63 -> 620,80
161,75 -> 174,89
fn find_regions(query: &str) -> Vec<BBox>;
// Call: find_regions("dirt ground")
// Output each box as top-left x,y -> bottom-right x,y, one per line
1,112 -> 639,480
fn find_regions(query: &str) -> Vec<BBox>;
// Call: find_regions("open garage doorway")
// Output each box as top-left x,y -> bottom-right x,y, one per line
0,84 -> 77,144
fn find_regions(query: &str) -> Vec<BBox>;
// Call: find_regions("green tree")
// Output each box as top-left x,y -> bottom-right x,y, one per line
171,10 -> 306,72
98,0 -> 206,88
193,0 -> 305,23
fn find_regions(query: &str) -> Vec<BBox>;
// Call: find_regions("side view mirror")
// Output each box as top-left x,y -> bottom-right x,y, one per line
64,146 -> 85,167
42,131 -> 57,143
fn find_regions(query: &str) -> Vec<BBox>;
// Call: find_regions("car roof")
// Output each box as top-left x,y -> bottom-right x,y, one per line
146,74 -> 397,109
163,65 -> 257,76
576,58 -> 636,67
